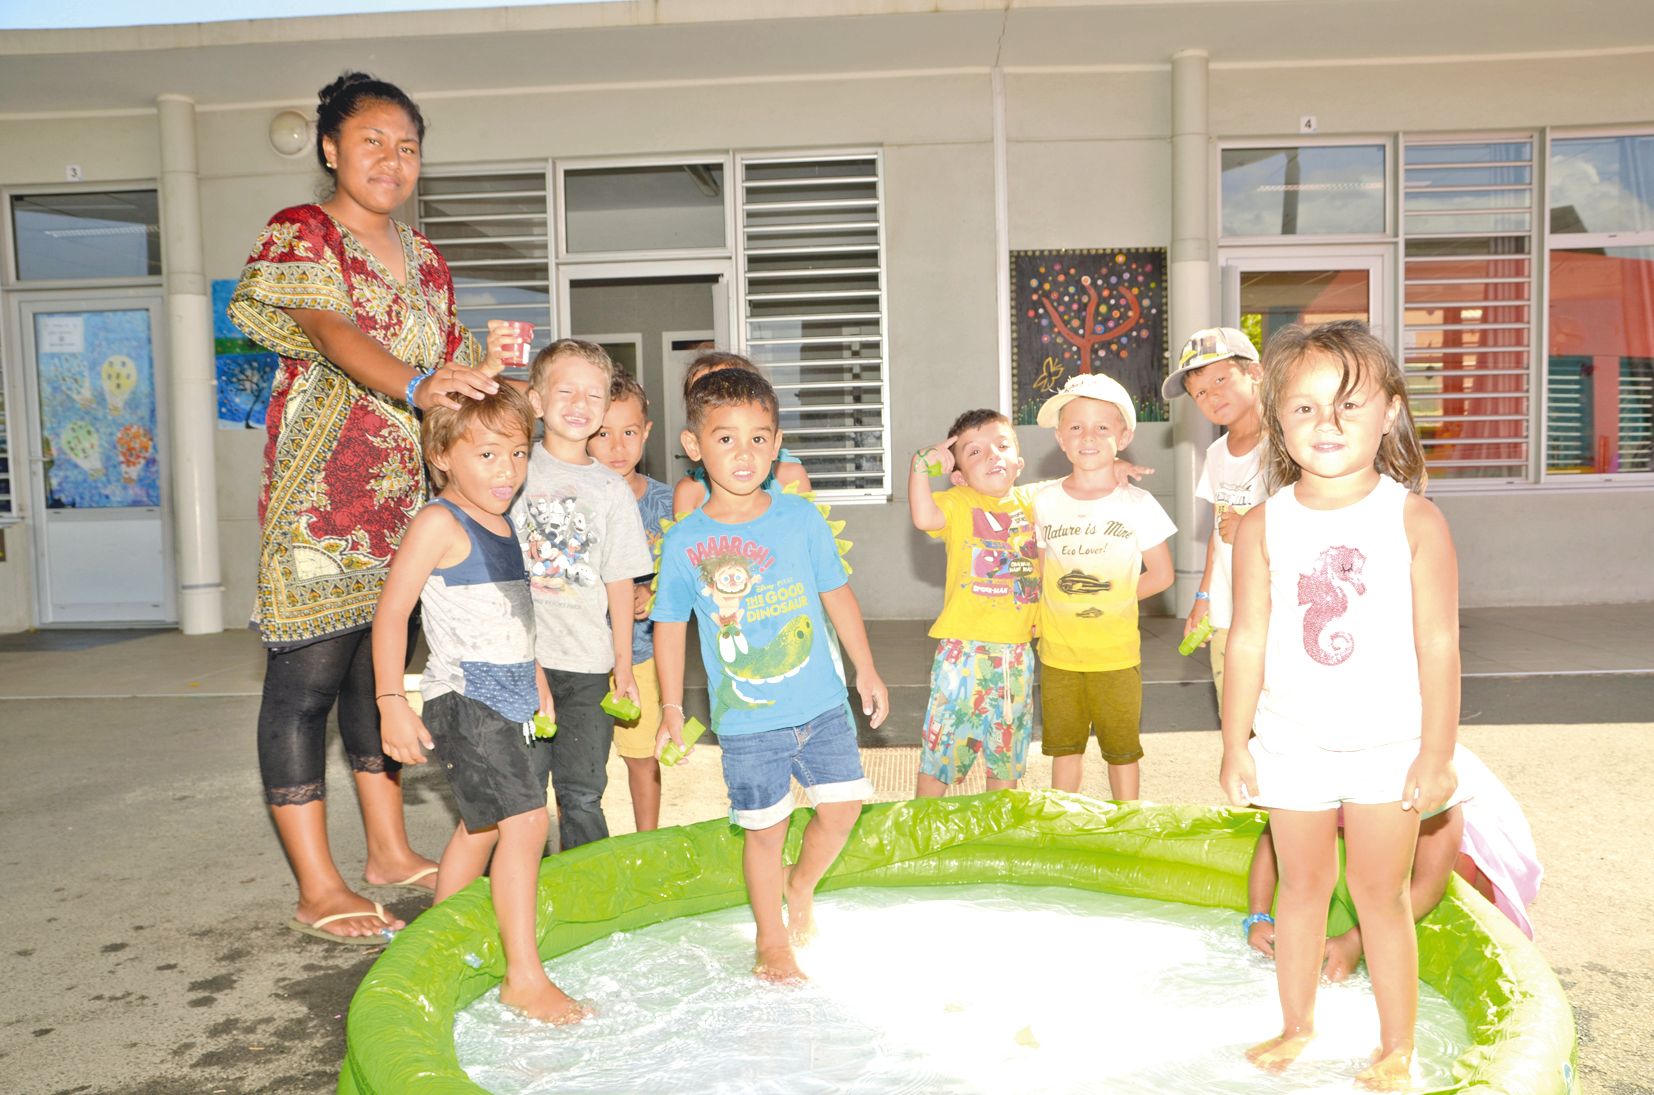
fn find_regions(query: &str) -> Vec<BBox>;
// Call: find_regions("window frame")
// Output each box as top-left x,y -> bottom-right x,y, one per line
735,147 -> 891,504
1215,136 -> 1396,248
1,181 -> 165,293
1539,125 -> 1654,487
0,181 -> 167,527
553,153 -> 737,264
1397,130 -> 1541,490
424,149 -> 894,503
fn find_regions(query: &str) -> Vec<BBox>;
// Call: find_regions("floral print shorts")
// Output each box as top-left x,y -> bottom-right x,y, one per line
919,639 -> 1033,784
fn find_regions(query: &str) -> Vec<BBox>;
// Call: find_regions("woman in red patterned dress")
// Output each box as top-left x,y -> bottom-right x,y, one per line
230,73 -> 510,942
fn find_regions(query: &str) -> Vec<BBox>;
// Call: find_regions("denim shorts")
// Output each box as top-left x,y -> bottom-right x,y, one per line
718,702 -> 873,830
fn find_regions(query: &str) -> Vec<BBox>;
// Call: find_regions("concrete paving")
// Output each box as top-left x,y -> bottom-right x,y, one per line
0,610 -> 1650,1094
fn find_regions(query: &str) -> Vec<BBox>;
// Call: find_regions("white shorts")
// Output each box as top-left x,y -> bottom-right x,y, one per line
1247,736 -> 1421,813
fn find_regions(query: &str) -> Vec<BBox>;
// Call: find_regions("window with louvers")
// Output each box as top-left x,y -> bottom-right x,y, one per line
416,171 -> 551,374
1401,138 -> 1536,482
738,153 -> 889,501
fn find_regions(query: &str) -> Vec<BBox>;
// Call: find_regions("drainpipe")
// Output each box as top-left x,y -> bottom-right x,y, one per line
992,65 -> 1012,415
1168,50 -> 1218,610
156,94 -> 224,634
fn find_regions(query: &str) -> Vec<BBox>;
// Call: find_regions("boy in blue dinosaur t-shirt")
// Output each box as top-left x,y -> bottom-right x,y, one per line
651,368 -> 888,984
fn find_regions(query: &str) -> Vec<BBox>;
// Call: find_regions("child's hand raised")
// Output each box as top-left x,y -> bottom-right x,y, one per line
1402,751 -> 1457,815
912,443 -> 954,478
379,698 -> 433,765
1219,747 -> 1257,808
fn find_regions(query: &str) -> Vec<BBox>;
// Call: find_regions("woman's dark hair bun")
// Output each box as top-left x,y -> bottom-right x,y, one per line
313,71 -> 427,176
317,71 -> 375,111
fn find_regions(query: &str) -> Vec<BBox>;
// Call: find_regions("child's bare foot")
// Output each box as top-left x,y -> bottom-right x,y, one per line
363,853 -> 439,892
783,867 -> 817,947
500,974 -> 590,1025
754,938 -> 806,983
1245,1031 -> 1314,1073
1323,927 -> 1363,982
292,890 -> 404,940
1355,1046 -> 1415,1091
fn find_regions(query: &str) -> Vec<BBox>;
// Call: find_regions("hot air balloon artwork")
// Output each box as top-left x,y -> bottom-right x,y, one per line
101,354 -> 138,415
58,421 -> 104,478
59,364 -> 96,410
116,424 -> 154,485
36,307 -> 158,508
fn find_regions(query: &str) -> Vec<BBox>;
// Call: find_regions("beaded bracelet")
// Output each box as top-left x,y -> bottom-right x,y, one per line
404,370 -> 430,408
1241,912 -> 1274,936
1194,590 -> 1211,602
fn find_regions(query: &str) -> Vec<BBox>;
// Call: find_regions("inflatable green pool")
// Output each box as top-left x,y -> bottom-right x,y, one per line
338,793 -> 1576,1094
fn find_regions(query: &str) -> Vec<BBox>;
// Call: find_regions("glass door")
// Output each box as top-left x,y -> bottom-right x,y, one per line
557,259 -> 734,482
18,292 -> 174,624
1221,248 -> 1391,351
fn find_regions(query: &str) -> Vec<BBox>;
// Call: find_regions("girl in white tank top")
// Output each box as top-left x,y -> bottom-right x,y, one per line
1216,322 -> 1461,1089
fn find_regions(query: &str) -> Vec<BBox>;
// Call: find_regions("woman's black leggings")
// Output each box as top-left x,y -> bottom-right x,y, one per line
257,624 -> 412,806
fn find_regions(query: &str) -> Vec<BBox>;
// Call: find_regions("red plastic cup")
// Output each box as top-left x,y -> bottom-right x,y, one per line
494,320 -> 534,368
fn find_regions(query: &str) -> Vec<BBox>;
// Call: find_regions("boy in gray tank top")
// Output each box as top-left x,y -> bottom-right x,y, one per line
372,385 -> 588,1026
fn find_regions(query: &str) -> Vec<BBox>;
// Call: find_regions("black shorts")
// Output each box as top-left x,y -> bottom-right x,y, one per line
423,691 -> 550,831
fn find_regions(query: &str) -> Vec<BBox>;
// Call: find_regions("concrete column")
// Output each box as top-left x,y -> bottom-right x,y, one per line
157,94 -> 224,634
1168,50 -> 1218,609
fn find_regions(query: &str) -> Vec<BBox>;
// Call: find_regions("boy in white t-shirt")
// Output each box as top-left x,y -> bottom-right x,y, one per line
1162,327 -> 1265,714
1033,373 -> 1175,801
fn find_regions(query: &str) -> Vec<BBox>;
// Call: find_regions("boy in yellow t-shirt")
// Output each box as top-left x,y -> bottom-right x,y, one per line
1033,374 -> 1175,801
909,410 -> 1040,797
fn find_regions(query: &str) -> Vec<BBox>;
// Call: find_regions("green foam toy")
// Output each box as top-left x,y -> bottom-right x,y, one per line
531,712 -> 556,739
659,716 -> 707,767
601,691 -> 642,721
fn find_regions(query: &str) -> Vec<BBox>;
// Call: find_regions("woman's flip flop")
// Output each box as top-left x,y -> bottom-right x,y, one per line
365,865 -> 438,892
286,902 -> 394,946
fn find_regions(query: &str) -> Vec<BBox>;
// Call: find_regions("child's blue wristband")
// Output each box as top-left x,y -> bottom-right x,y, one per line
1241,912 -> 1274,935
1194,591 -> 1211,602
404,371 -> 429,408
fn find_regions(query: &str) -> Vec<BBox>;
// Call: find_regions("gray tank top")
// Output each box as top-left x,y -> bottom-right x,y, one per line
418,499 -> 538,723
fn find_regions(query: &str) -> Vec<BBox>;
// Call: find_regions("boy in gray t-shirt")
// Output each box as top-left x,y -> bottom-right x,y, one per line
510,340 -> 652,850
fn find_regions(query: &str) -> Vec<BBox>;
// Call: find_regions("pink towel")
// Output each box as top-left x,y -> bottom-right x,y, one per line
1454,745 -> 1543,939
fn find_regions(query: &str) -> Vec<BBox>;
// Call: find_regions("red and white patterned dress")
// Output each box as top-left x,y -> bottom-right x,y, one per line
229,204 -> 479,647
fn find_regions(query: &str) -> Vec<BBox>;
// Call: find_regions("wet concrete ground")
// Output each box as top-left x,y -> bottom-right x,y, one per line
1,612 -> 1649,1094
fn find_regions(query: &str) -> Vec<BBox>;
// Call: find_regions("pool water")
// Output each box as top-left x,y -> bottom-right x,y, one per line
453,884 -> 1469,1094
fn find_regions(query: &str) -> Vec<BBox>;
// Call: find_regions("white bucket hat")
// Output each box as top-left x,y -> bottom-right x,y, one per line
1036,371 -> 1137,431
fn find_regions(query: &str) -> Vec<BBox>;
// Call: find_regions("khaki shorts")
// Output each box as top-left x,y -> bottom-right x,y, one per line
1039,664 -> 1143,764
611,658 -> 663,760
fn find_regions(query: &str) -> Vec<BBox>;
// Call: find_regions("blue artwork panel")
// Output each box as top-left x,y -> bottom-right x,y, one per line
214,276 -> 278,429
35,308 -> 161,509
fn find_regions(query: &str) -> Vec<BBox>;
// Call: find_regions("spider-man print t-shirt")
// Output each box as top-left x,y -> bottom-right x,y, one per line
651,493 -> 850,736
1254,475 -> 1421,753
1034,481 -> 1176,672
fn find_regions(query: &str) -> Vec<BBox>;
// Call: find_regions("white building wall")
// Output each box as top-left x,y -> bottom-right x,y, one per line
2,47 -> 1652,633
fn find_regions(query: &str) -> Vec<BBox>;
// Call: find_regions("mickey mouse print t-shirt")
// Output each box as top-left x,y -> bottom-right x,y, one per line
1034,481 -> 1176,672
926,484 -> 1040,644
651,493 -> 850,736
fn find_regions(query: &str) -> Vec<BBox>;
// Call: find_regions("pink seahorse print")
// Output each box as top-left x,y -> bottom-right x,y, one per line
1297,545 -> 1367,666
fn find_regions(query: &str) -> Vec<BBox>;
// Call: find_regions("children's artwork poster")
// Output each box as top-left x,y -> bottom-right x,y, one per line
1010,248 -> 1169,425
35,308 -> 162,510
214,277 -> 279,430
